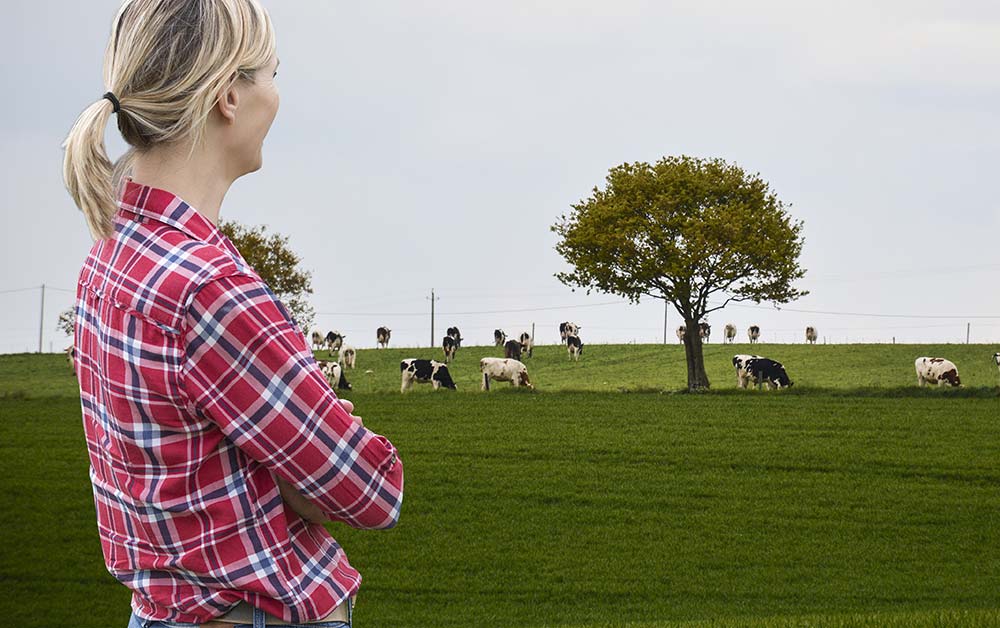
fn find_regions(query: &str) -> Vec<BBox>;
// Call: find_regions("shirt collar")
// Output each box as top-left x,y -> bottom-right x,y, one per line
118,177 -> 230,249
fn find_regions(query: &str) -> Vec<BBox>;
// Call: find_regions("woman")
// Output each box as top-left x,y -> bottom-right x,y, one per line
61,2 -> 404,627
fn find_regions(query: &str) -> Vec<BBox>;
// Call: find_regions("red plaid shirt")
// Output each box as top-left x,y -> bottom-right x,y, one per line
73,179 -> 403,624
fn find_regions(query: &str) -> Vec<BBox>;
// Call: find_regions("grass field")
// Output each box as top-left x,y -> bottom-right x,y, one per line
1,347 -> 999,627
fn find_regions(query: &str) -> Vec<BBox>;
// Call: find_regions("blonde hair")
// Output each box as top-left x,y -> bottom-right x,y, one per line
62,0 -> 276,241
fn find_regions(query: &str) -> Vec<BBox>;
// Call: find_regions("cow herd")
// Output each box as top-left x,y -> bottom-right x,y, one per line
678,323 -> 820,345
304,323 -> 1000,393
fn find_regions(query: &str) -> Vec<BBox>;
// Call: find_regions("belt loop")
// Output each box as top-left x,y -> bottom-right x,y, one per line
253,606 -> 266,628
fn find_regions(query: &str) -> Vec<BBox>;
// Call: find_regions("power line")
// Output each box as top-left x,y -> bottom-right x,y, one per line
316,300 -> 625,317
723,302 -> 1000,320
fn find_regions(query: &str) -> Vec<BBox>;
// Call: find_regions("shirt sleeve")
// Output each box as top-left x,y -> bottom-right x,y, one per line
181,273 -> 403,529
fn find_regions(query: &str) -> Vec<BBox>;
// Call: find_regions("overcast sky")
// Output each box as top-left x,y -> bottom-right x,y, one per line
2,0 -> 999,353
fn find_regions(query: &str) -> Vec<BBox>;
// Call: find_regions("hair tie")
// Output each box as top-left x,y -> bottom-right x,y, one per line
103,91 -> 121,114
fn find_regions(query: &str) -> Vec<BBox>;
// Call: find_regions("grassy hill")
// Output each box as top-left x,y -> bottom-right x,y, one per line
2,350 -> 999,627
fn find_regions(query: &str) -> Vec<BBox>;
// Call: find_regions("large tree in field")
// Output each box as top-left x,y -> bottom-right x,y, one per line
219,221 -> 316,334
552,156 -> 807,390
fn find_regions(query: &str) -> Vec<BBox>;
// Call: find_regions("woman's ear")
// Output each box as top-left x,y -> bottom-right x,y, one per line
216,79 -> 240,124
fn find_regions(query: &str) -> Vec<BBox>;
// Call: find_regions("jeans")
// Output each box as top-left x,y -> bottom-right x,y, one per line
127,607 -> 351,628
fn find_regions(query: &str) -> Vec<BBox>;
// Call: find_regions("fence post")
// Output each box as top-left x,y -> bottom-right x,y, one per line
37,283 -> 45,353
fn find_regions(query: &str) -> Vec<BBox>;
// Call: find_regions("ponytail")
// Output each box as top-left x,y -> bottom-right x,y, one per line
62,97 -> 122,241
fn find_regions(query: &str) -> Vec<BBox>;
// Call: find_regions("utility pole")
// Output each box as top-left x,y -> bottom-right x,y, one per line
38,283 -> 45,353
428,289 -> 440,347
966,322 -> 970,344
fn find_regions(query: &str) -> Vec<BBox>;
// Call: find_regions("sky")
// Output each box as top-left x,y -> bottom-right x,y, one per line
2,0 -> 999,353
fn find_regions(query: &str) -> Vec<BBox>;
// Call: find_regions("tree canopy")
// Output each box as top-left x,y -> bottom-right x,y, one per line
219,221 -> 316,334
552,155 -> 807,389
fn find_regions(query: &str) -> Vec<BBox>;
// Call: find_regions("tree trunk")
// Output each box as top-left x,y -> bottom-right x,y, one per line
682,318 -> 711,390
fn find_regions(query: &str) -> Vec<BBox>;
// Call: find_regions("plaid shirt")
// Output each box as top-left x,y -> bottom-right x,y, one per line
73,179 -> 403,624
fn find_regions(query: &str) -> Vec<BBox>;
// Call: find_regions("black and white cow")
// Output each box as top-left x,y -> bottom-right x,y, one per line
519,332 -> 533,358
480,357 -> 533,391
377,326 -> 391,348
325,331 -> 345,354
805,326 -> 818,344
698,322 -> 711,342
732,354 -> 764,388
442,336 -> 457,363
745,357 -> 793,389
915,357 -> 961,387
311,331 -> 324,351
559,322 -> 579,344
748,325 -> 760,344
400,358 -> 457,392
338,345 -> 356,369
724,323 -> 737,344
676,325 -> 686,343
494,329 -> 507,347
567,334 -> 584,361
994,352 -> 1000,377
504,339 -> 522,361
316,359 -> 353,391
447,326 -> 463,349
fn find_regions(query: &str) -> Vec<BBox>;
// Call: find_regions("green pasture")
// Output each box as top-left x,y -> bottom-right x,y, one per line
1,348 -> 999,627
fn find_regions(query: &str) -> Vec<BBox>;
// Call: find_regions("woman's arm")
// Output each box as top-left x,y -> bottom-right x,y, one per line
182,273 -> 403,529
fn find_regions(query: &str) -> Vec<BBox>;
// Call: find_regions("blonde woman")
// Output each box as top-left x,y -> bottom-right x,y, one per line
62,2 -> 403,627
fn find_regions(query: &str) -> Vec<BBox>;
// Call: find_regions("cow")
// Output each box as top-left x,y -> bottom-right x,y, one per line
494,329 -> 507,347
805,326 -> 818,344
567,334 -> 584,361
65,344 -> 76,375
915,357 -> 961,387
447,326 -> 463,349
316,359 -> 353,391
400,358 -> 457,392
994,352 -> 1000,374
480,357 -> 533,391
442,335 -> 457,363
559,322 -> 579,344
377,326 -> 391,348
732,354 -> 763,388
339,345 -> 356,369
325,331 -> 345,354
724,323 -> 737,344
310,331 -> 324,351
745,357 -> 793,389
676,325 -> 686,343
698,322 -> 711,342
519,332 -> 533,358
748,325 -> 760,344
504,339 -> 522,361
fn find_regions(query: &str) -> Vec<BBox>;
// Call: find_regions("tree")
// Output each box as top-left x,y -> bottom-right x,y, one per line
219,221 -> 316,334
552,156 -> 807,390
57,307 -> 75,337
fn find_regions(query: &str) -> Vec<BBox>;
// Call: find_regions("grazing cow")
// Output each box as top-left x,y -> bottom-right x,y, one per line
339,345 -> 356,369
311,331 -> 324,351
745,357 -> 793,389
676,325 -> 686,343
377,326 -> 391,348
567,334 -> 584,361
724,323 -> 737,344
698,322 -> 711,342
447,326 -> 463,349
732,354 -> 763,388
994,352 -> 1000,374
316,359 -> 353,391
325,331 -> 345,354
559,322 -> 579,344
805,326 -> 818,344
519,332 -> 533,358
65,344 -> 76,375
504,339 -> 522,361
915,357 -> 962,387
748,325 -> 760,344
480,357 -> 533,391
400,358 -> 457,392
442,336 -> 457,363
494,329 -> 507,347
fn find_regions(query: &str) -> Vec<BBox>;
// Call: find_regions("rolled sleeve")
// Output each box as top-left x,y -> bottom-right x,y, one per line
182,273 -> 403,529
